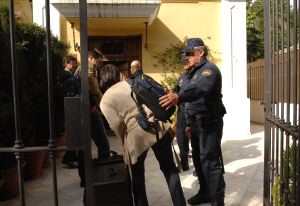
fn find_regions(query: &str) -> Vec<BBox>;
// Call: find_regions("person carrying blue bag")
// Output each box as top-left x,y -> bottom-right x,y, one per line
100,60 -> 186,206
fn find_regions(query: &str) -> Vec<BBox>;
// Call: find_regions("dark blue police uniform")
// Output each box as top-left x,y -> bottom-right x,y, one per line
173,72 -> 190,170
178,58 -> 226,203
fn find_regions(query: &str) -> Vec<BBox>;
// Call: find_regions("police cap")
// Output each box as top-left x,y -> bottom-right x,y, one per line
185,38 -> 205,51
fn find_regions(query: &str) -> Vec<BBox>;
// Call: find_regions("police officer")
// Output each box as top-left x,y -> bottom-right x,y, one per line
159,38 -> 226,206
172,53 -> 190,171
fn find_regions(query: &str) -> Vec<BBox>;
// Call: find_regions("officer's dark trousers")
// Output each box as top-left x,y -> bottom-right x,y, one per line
176,107 -> 189,165
131,132 -> 186,206
191,118 -> 225,200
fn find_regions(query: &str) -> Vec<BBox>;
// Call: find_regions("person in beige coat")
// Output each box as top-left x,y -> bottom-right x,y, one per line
100,61 -> 186,206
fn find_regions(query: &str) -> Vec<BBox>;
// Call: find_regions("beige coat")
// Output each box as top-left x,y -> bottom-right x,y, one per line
100,80 -> 171,164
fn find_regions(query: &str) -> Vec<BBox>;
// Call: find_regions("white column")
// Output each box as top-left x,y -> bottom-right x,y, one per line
32,0 -> 61,38
221,0 -> 250,138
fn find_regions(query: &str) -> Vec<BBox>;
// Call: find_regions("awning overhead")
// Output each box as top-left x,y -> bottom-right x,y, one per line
51,0 -> 160,24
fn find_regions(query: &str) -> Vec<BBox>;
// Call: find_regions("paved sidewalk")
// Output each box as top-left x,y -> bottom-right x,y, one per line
1,123 -> 264,206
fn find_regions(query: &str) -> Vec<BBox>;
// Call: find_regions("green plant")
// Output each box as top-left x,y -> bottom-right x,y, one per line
282,143 -> 299,205
152,41 -> 185,124
272,174 -> 280,206
0,3 -> 69,153
152,41 -> 185,90
272,143 -> 299,206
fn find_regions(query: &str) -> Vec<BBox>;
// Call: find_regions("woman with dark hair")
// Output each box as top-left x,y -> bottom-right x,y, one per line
99,63 -> 121,94
100,60 -> 186,206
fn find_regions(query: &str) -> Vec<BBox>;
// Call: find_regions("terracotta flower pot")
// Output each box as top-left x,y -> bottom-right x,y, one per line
0,164 -> 20,201
23,150 -> 47,180
56,133 -> 67,158
42,151 -> 50,168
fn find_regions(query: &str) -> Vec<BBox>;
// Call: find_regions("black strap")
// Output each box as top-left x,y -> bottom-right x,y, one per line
127,79 -> 160,142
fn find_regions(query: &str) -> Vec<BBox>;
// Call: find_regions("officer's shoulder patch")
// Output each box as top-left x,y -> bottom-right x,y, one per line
201,69 -> 212,76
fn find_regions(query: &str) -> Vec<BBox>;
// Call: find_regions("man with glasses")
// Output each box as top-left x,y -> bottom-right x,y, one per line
159,38 -> 226,206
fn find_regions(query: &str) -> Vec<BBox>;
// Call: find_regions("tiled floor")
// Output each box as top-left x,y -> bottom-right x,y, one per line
1,123 -> 264,206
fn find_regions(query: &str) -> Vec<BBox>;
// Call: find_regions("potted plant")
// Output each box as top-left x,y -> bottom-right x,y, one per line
16,20 -> 68,180
0,3 -> 69,187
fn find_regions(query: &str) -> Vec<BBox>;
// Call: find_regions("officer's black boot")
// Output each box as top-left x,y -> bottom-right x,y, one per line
211,197 -> 224,206
180,154 -> 189,171
187,191 -> 210,205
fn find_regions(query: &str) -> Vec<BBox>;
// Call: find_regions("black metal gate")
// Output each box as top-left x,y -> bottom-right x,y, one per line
0,0 -> 95,205
264,0 -> 300,205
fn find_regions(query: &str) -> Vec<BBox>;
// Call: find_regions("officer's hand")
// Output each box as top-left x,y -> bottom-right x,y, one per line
185,127 -> 191,139
159,92 -> 179,110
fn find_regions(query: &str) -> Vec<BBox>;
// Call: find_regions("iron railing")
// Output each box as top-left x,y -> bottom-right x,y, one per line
0,0 -> 92,205
264,0 -> 300,205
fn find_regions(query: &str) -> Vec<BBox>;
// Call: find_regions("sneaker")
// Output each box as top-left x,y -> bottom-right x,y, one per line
187,192 -> 210,205
211,198 -> 224,206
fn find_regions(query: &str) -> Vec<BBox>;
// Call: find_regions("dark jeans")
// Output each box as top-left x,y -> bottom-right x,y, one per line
78,109 -> 110,187
191,118 -> 225,200
90,109 -> 110,158
131,131 -> 186,206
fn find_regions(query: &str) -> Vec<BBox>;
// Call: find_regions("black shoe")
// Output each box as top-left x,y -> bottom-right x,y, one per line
63,161 -> 78,169
187,192 -> 210,205
192,170 -> 198,177
211,198 -> 224,206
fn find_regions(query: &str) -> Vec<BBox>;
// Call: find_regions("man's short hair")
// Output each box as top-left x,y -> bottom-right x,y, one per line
63,55 -> 77,64
88,50 -> 102,59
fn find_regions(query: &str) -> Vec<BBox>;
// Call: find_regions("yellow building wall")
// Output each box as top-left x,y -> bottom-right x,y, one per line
59,1 -> 221,82
145,1 -> 221,80
1,0 -> 33,22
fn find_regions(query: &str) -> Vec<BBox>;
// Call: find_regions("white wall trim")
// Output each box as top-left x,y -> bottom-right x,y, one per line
221,0 -> 250,138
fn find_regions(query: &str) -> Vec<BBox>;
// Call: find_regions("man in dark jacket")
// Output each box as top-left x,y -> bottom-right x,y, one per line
159,38 -> 226,206
57,55 -> 79,168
